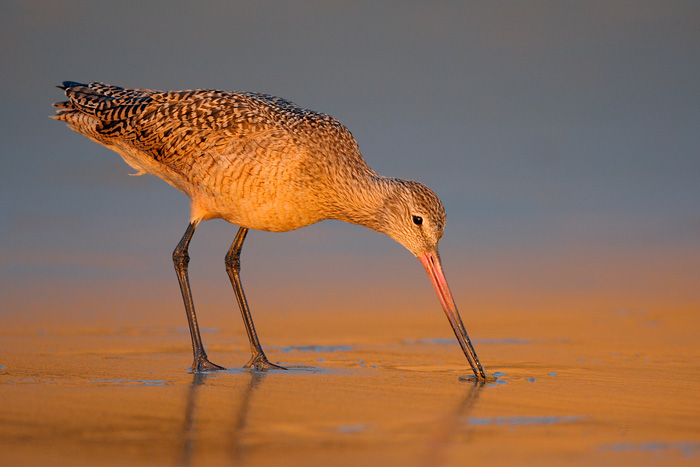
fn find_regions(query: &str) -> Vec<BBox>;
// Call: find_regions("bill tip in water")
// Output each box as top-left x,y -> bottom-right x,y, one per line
459,372 -> 497,383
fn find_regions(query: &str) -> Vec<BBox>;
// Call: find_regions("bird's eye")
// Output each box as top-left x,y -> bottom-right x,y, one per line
412,215 -> 423,225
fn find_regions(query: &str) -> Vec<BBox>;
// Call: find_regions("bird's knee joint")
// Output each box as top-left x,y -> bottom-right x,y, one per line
173,248 -> 190,268
225,253 -> 242,272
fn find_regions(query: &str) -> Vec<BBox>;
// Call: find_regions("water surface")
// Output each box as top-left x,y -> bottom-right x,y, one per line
1,307 -> 699,466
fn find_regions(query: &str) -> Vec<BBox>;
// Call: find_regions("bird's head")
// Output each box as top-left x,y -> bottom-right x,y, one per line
378,179 -> 487,380
379,180 -> 446,257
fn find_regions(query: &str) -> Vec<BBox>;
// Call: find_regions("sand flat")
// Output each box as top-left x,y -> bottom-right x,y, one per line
1,307 -> 699,466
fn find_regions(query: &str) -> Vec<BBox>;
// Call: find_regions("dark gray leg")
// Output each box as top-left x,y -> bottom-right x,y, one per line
225,227 -> 285,370
173,221 -> 225,372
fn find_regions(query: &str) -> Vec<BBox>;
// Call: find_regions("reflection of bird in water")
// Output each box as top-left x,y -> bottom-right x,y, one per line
180,371 -> 266,466
52,81 -> 486,379
422,381 -> 485,467
227,371 -> 266,465
180,372 -> 207,466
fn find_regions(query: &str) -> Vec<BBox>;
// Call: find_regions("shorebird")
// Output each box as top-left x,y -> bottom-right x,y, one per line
52,81 -> 487,380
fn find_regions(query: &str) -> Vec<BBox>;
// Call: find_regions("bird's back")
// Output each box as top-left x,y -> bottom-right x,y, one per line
53,82 -> 371,230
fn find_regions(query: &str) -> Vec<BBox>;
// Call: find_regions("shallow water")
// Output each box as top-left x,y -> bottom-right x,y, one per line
1,308 -> 699,466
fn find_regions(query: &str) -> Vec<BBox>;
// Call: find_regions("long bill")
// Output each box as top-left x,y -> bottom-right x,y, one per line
419,249 -> 487,380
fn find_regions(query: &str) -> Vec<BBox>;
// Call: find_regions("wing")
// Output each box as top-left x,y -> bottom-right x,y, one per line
53,82 -> 299,172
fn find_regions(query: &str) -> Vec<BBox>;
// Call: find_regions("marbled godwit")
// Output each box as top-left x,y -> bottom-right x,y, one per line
51,81 -> 487,380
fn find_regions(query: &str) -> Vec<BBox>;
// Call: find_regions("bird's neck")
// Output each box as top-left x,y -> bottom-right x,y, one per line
329,169 -> 398,234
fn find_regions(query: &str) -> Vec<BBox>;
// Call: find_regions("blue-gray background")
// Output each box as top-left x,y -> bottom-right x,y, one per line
1,2 -> 698,329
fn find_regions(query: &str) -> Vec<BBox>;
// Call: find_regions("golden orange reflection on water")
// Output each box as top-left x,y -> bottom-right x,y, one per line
1,300 -> 699,465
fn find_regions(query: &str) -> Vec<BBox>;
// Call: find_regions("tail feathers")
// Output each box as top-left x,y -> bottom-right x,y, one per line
52,101 -> 71,109
51,81 -> 88,120
54,81 -> 150,115
51,81 -> 115,131
50,107 -> 103,134
51,81 -> 155,136
63,84 -> 118,116
58,80 -> 87,90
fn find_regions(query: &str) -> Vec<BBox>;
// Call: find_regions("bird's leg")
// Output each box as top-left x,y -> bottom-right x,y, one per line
173,221 -> 225,372
225,227 -> 286,371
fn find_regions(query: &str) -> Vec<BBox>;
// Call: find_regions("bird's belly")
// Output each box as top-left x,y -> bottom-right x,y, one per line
191,189 -> 326,232
188,165 -> 329,232
230,202 -> 324,232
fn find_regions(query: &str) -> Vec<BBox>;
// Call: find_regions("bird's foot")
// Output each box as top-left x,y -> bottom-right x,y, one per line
192,356 -> 226,372
244,353 -> 287,371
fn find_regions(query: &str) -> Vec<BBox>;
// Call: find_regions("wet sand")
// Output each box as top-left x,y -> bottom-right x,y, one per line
2,306 -> 699,466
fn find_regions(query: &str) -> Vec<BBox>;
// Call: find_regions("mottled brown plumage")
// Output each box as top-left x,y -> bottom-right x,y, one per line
52,81 -> 486,379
